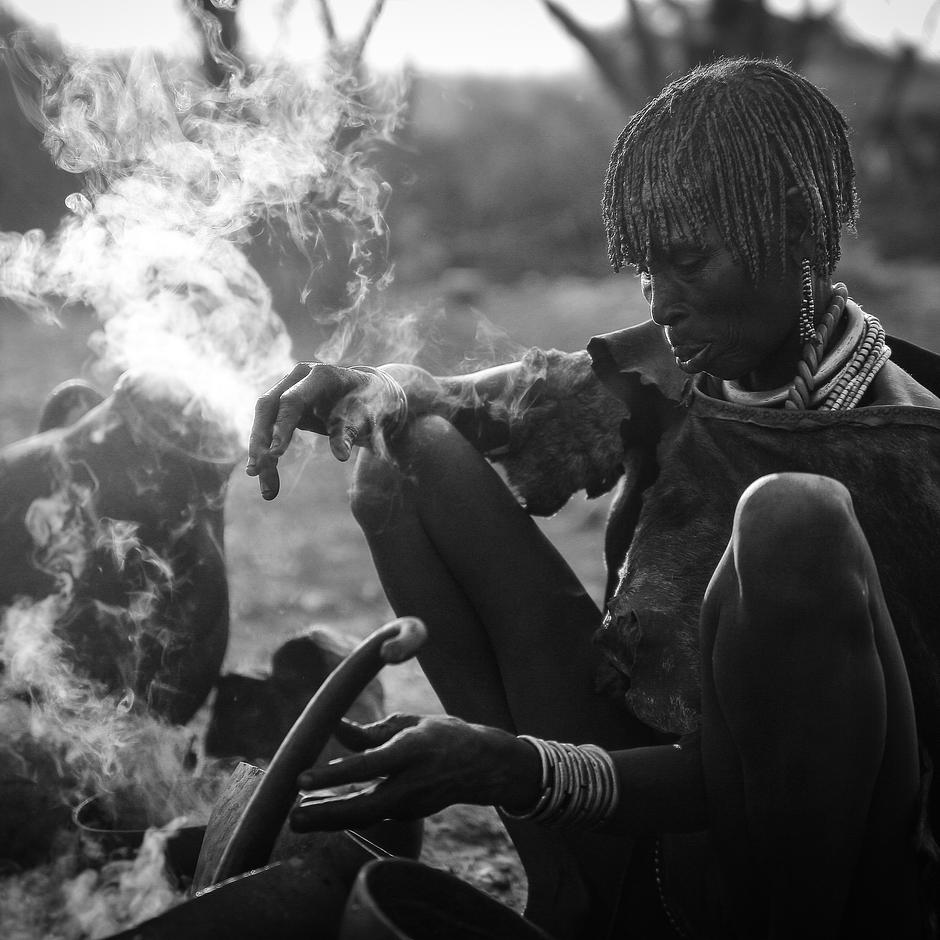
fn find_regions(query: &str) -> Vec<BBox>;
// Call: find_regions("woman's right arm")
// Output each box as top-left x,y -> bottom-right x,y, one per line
246,359 -> 529,500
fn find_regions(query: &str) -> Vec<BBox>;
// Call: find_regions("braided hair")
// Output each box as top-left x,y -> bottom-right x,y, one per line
602,58 -> 859,283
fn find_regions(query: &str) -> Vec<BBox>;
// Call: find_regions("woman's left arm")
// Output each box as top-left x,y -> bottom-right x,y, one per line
605,734 -> 707,835
289,713 -> 542,831
289,714 -> 707,837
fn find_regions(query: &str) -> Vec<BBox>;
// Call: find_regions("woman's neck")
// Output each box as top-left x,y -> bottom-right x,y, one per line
740,275 -> 834,392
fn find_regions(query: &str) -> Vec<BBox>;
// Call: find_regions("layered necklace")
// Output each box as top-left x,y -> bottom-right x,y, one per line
721,284 -> 891,411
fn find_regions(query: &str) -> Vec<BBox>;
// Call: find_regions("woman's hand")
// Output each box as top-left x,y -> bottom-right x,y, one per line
246,362 -> 390,500
290,713 -> 541,832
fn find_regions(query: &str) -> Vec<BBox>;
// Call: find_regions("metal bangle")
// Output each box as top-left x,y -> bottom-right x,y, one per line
499,735 -> 553,821
348,365 -> 409,438
497,736 -> 620,829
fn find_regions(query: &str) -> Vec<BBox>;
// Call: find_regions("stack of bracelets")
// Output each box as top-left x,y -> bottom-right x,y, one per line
349,365 -> 410,437
499,735 -> 620,829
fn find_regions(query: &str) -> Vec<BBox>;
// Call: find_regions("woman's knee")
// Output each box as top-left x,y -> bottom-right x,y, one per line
735,472 -> 854,549
350,446 -> 403,532
729,473 -> 872,625
349,414 -> 464,532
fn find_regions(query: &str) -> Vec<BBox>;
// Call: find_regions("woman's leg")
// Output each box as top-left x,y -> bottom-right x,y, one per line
698,473 -> 921,938
350,415 -> 657,937
351,414 -> 651,747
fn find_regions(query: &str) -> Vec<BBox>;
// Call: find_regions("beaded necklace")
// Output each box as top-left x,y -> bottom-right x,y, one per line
720,285 -> 891,411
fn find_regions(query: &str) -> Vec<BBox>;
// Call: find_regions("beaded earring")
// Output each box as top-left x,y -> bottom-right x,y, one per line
799,258 -> 816,343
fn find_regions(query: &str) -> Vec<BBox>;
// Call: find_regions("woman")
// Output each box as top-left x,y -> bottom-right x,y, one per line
247,59 -> 940,938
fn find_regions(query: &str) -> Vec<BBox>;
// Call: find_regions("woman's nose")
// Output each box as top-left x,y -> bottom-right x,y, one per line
647,275 -> 683,327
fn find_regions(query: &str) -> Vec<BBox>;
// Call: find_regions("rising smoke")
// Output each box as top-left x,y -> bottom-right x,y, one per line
0,14 -> 404,442
0,10 -> 407,935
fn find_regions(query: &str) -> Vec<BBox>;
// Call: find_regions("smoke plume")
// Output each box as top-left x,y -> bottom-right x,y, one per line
0,23 -> 403,441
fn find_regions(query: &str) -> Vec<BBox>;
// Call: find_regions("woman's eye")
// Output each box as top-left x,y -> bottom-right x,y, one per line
674,256 -> 707,276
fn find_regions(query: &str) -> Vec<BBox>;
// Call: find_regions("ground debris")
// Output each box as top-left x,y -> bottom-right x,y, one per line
420,803 -> 526,913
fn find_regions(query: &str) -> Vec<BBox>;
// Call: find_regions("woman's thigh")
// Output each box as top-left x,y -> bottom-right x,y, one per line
352,414 -> 651,747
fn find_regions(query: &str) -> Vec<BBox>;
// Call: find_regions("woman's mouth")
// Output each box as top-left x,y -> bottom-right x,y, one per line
672,342 -> 713,372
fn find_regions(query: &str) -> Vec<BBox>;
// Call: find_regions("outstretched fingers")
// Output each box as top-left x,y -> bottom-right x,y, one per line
292,779 -> 402,831
332,714 -> 410,752
292,715 -> 422,831
246,363 -> 314,499
333,717 -> 376,752
246,363 -> 371,498
303,714 -> 420,783
289,715 -> 532,833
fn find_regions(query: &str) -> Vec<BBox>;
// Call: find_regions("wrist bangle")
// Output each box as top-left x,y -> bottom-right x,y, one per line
348,365 -> 409,439
500,735 -> 552,821
498,735 -> 620,829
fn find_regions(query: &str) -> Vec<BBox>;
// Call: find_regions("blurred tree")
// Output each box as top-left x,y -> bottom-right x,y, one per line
541,0 -> 940,263
542,0 -> 835,109
242,0 -> 395,345
382,75 -> 624,283
179,0 -> 396,344
0,0 -> 396,346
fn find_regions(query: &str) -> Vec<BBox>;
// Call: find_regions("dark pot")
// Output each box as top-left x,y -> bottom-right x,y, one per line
73,789 -> 206,882
339,858 -> 555,940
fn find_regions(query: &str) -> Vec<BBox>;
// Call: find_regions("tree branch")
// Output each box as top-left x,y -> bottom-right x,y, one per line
314,0 -> 338,45
625,0 -> 664,98
541,0 -> 636,108
350,0 -> 386,66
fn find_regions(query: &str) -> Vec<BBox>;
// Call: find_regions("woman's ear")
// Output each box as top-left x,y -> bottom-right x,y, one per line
784,186 -> 817,266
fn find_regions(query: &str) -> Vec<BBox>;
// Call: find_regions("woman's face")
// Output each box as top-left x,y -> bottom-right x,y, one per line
637,224 -> 802,388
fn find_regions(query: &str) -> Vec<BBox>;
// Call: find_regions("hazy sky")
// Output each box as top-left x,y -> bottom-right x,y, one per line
5,0 -> 940,72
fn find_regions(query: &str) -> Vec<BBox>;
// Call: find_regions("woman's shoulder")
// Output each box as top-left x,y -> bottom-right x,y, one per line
866,334 -> 940,407
867,361 -> 940,408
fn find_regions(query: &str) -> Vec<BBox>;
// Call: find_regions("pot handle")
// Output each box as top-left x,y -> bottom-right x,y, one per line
206,616 -> 427,886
